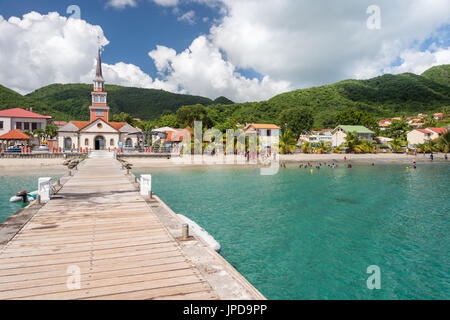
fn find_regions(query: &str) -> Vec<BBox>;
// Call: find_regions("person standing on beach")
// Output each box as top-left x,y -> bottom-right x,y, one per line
445,154 -> 448,161
430,152 -> 434,161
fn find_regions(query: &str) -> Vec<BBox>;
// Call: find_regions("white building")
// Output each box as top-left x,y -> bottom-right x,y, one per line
407,128 -> 448,147
299,129 -> 333,144
244,124 -> 281,148
331,125 -> 375,147
0,108 -> 52,136
57,49 -> 140,151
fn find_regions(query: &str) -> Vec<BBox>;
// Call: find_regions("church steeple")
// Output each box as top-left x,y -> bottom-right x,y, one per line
89,48 -> 109,122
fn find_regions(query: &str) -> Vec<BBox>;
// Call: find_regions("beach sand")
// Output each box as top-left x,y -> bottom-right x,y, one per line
0,153 -> 447,174
123,153 -> 448,170
0,158 -> 67,176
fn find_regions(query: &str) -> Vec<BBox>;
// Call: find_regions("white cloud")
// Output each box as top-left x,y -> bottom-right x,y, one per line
152,0 -> 179,7
385,47 -> 450,75
106,0 -> 137,9
177,10 -> 196,25
148,36 -> 291,101
209,0 -> 450,87
0,12 -> 108,94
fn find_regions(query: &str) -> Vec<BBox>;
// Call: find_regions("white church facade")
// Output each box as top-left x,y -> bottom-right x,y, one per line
58,49 -> 140,151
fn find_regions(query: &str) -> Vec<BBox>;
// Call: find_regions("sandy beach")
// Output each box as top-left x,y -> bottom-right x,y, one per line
0,158 -> 67,176
123,153 -> 449,170
0,153 -> 447,174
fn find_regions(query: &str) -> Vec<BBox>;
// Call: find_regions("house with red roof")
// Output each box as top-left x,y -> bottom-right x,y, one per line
57,49 -> 140,151
0,107 -> 52,137
244,123 -> 281,149
407,127 -> 448,147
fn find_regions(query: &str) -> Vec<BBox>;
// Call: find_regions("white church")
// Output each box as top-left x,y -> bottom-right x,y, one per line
57,49 -> 140,151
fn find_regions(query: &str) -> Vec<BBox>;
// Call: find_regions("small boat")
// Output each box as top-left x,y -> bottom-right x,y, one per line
10,190 -> 38,203
177,214 -> 221,253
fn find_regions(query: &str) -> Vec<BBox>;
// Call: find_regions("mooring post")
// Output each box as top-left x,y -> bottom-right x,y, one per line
182,223 -> 189,240
36,195 -> 41,204
148,190 -> 153,199
140,174 -> 151,197
38,177 -> 52,202
69,170 -> 72,176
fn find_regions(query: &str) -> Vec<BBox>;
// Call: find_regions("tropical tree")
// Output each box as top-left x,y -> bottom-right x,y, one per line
33,129 -> 45,143
332,145 -> 343,154
316,141 -> 331,154
344,131 -> 361,153
355,139 -> 377,153
438,131 -> 450,153
301,141 -> 313,154
44,124 -> 59,140
277,107 -> 314,136
279,130 -> 297,154
388,139 -> 406,153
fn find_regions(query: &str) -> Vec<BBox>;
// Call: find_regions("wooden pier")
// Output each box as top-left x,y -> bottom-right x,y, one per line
0,157 -> 263,300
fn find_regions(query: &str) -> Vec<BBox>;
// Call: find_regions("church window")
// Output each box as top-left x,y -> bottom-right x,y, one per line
96,110 -> 104,116
85,139 -> 89,146
110,139 -> 114,146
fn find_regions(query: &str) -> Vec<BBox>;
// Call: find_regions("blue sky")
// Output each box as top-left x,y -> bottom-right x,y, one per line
0,0 -> 449,101
0,0 -> 225,77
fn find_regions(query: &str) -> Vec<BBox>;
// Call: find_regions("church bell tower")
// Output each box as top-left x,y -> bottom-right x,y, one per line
89,49 -> 109,122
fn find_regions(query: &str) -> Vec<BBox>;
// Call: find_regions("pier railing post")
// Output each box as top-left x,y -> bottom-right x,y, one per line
38,177 -> 52,202
140,174 -> 152,197
182,224 -> 189,240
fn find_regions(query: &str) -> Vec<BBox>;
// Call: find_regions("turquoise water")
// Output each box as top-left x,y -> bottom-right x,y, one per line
137,164 -> 450,300
0,174 -> 62,224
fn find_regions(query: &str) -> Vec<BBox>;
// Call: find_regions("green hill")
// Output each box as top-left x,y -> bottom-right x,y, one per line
0,65 -> 449,127
205,66 -> 449,127
25,84 -> 214,121
421,64 -> 450,87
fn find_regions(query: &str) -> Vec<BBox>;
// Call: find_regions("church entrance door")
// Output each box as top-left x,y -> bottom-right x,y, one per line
94,136 -> 105,150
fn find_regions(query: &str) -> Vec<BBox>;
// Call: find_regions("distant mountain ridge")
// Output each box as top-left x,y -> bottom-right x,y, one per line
0,64 -> 448,126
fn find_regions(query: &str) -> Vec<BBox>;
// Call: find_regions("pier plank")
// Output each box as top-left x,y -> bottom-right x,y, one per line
0,157 -> 218,300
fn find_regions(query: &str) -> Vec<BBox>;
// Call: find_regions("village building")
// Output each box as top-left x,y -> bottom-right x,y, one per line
331,125 -> 375,147
244,124 -> 281,149
299,129 -> 333,144
57,49 -> 140,151
0,107 -> 52,136
407,127 -> 448,147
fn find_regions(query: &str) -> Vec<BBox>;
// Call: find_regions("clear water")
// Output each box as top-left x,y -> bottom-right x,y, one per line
137,164 -> 450,300
0,174 -> 62,224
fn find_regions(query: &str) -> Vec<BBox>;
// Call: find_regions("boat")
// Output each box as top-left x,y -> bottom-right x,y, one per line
10,190 -> 38,203
177,214 -> 221,253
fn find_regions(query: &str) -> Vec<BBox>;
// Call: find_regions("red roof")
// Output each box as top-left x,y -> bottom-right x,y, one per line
109,122 -> 127,130
416,129 -> 431,134
0,129 -> 31,140
0,108 -> 52,119
70,121 -> 126,131
427,127 -> 448,134
71,121 -> 91,130
245,123 -> 281,130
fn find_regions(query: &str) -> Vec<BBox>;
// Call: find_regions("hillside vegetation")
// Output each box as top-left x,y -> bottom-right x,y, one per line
0,65 -> 448,128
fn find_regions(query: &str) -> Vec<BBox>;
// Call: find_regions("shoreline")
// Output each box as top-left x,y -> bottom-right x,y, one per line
0,153 -> 447,174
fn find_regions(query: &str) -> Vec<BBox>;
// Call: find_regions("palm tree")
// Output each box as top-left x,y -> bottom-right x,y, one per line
333,145 -> 343,154
33,129 -> 45,143
279,130 -> 297,154
44,124 -> 59,140
345,131 -> 361,153
301,141 -> 312,154
316,141 -> 331,154
388,139 -> 405,153
438,131 -> 450,153
355,139 -> 376,153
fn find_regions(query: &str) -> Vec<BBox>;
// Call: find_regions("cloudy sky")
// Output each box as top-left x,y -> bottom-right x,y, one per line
0,0 -> 449,102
